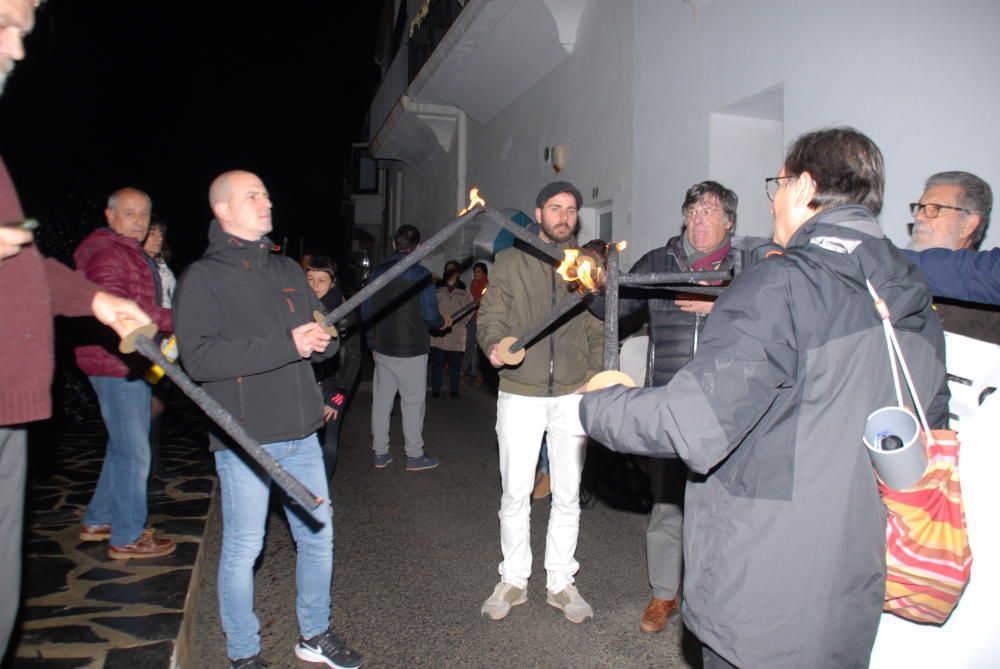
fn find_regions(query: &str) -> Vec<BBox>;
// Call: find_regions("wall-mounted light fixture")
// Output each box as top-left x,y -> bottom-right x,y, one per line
551,144 -> 566,172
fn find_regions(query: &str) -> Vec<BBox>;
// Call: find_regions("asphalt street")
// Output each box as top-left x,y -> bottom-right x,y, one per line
189,379 -> 701,668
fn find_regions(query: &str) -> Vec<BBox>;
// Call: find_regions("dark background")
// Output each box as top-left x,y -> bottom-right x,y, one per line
0,0 -> 382,270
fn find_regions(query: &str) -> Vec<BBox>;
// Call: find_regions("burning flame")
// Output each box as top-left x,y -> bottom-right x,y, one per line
616,240 -> 627,251
557,248 -> 601,293
458,187 -> 486,215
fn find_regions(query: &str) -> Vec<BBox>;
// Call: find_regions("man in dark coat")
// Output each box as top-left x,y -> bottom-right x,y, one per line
175,171 -> 362,669
361,224 -> 447,471
580,128 -> 948,669
604,181 -> 773,634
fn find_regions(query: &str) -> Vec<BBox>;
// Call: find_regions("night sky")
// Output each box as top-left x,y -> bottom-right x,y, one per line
0,1 -> 382,270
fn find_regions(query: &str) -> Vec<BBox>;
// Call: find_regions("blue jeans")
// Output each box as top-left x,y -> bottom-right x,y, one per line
85,376 -> 152,545
214,434 -> 333,660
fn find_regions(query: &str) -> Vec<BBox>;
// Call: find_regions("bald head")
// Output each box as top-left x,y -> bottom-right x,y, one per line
105,187 -> 152,242
209,170 -> 273,241
209,170 -> 247,208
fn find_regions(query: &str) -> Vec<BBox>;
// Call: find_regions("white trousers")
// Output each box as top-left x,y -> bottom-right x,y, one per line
495,391 -> 587,592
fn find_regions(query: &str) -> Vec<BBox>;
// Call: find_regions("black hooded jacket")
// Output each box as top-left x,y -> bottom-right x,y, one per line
581,206 -> 948,669
175,221 -> 333,451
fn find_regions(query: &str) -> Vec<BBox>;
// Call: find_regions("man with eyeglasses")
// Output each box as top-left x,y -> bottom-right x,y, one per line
580,127 -> 948,669
588,181 -> 774,634
903,171 -> 999,344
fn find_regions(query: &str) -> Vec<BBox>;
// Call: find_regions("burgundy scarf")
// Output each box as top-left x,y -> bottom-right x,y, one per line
689,240 -> 731,285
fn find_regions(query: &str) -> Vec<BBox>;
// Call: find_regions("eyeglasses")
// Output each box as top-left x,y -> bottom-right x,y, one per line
765,175 -> 796,201
909,202 -> 970,218
684,205 -> 724,220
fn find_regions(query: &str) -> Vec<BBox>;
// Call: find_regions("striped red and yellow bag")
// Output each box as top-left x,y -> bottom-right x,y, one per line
880,429 -> 973,624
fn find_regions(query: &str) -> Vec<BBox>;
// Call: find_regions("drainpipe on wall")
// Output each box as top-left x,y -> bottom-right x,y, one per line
456,109 -> 467,211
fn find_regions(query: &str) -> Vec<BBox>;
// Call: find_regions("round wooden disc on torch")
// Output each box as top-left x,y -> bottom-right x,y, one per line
118,322 -> 158,354
313,310 -> 339,338
497,336 -> 525,366
585,370 -> 636,392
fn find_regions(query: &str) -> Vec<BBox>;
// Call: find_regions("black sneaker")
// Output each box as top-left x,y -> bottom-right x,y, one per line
294,628 -> 364,669
231,654 -> 268,668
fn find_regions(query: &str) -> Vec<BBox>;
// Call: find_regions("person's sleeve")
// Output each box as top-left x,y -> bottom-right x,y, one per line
174,267 -> 301,382
420,275 -> 445,329
42,255 -> 99,317
332,310 -> 362,390
902,247 -> 1000,305
476,257 -> 511,353
580,264 -> 798,474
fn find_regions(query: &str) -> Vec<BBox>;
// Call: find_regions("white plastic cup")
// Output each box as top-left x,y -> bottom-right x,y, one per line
863,406 -> 927,490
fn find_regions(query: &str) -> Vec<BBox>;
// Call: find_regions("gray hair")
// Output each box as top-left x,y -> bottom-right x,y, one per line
107,187 -> 152,211
925,171 -> 992,248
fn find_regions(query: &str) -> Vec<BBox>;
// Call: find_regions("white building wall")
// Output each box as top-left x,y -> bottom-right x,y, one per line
468,0 -> 633,256
398,0 -> 635,269
633,0 -> 1000,259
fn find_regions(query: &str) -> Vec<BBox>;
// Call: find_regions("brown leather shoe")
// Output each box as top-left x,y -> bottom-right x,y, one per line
532,472 -> 551,499
108,530 -> 176,560
639,596 -> 678,633
79,523 -> 112,542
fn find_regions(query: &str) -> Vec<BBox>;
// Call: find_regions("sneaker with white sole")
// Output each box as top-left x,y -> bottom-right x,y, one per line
373,453 -> 392,469
480,581 -> 527,620
294,628 -> 363,668
547,584 -> 593,623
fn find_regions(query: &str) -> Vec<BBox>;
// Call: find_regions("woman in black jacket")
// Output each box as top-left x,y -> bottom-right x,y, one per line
306,256 -> 362,480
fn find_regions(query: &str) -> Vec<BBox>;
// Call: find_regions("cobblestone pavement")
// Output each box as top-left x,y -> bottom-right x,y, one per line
189,380 -> 701,669
8,398 -> 215,668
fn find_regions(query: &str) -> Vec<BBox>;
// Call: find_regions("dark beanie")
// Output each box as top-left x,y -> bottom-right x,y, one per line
535,181 -> 582,209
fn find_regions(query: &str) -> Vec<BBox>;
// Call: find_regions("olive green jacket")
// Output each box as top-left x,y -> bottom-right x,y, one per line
477,241 -> 604,397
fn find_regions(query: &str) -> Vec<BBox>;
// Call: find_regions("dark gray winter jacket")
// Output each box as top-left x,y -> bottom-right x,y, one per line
618,235 -> 773,386
580,206 -> 948,669
175,221 -> 333,451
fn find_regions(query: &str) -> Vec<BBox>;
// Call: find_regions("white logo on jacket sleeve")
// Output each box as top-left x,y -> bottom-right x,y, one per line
810,236 -> 862,254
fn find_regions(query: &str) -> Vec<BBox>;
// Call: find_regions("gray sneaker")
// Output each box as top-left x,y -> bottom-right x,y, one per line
406,454 -> 439,471
547,584 -> 593,623
481,581 -> 527,620
374,453 -> 392,468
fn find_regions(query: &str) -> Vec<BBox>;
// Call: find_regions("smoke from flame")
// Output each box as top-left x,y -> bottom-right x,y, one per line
458,187 -> 486,215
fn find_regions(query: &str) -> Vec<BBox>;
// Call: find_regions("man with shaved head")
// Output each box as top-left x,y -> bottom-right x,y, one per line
175,171 -> 363,669
74,186 -> 176,560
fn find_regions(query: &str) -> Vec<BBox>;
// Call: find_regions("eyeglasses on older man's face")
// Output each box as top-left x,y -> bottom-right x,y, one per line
909,202 -> 971,219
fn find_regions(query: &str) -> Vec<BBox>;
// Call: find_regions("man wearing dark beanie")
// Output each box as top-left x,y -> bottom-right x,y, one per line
477,181 -> 604,623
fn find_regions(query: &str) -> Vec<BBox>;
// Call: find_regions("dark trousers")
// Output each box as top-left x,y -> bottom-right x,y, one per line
429,347 -> 462,395
319,407 -> 345,481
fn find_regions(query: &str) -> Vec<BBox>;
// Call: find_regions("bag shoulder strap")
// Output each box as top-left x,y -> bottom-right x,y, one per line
865,280 -> 936,445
